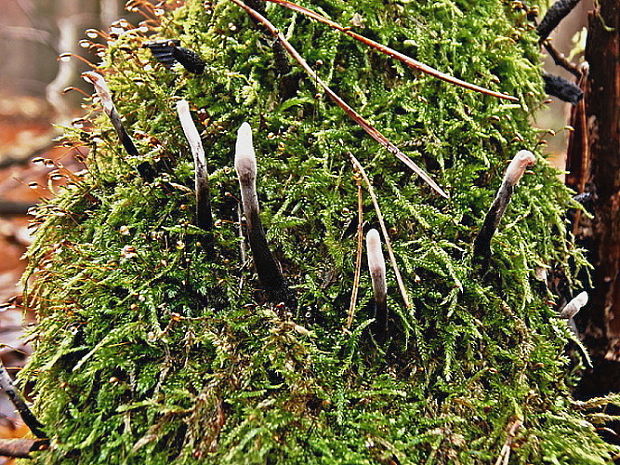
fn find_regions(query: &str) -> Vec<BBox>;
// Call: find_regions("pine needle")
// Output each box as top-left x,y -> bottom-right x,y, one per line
228,0 -> 449,198
266,0 -> 518,102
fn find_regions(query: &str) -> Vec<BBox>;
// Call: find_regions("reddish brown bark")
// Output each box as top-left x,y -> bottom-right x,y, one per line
569,0 -> 620,354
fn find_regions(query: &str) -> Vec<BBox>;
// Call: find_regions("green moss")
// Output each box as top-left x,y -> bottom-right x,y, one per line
18,0 -> 619,463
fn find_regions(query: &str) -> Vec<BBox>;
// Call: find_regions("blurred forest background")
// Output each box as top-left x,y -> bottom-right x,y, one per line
0,0 -> 597,462
0,1 -> 124,461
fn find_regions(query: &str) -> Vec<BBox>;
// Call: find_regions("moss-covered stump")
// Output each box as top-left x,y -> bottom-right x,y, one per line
18,0 -> 620,463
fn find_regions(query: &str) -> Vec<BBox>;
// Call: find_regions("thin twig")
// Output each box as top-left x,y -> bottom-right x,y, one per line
346,177 -> 364,329
543,40 -> 581,79
0,438 -> 48,458
494,419 -> 522,465
350,154 -> 411,309
228,0 -> 448,198
0,363 -> 46,438
266,0 -> 518,102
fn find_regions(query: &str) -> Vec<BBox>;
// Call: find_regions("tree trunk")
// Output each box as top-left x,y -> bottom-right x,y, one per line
569,0 -> 620,359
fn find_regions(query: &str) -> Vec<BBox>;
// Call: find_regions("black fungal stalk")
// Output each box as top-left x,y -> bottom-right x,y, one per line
543,73 -> 584,104
235,123 -> 294,305
176,100 -> 215,257
171,46 -> 206,74
0,363 -> 46,438
474,150 -> 536,260
366,228 -> 388,337
537,0 -> 582,42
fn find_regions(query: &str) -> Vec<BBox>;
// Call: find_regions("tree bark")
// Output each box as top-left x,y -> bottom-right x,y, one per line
568,0 -> 620,357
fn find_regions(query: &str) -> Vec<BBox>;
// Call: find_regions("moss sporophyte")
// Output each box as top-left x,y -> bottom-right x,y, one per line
14,0 -> 620,464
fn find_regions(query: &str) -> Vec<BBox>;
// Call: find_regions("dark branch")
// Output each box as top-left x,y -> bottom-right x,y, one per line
543,40 -> 581,79
0,363 -> 46,438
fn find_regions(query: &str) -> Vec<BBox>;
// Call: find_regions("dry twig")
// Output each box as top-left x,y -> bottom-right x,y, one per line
346,177 -> 364,329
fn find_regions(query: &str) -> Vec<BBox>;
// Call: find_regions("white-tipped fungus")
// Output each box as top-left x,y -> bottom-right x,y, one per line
176,100 -> 207,168
366,229 -> 386,296
474,149 -> 537,260
366,229 -> 388,335
559,291 -> 589,319
233,123 -> 292,303
235,122 -> 257,187
235,123 -> 260,227
82,71 -> 114,114
176,99 -> 213,242
504,150 -> 536,186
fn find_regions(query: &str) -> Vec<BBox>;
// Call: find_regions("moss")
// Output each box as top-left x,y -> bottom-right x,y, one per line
18,0 -> 619,463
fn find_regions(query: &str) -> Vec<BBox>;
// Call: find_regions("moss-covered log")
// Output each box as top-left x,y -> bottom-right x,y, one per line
16,0 -> 620,463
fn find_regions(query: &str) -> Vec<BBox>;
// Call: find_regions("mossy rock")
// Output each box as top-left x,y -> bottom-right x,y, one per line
18,0 -> 619,463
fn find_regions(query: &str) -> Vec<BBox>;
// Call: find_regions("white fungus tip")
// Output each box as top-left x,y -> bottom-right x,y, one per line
175,99 -> 190,114
82,71 -> 114,113
176,100 -> 206,166
559,291 -> 589,319
574,291 -> 589,307
235,122 -> 256,184
366,229 -> 386,278
504,150 -> 536,186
